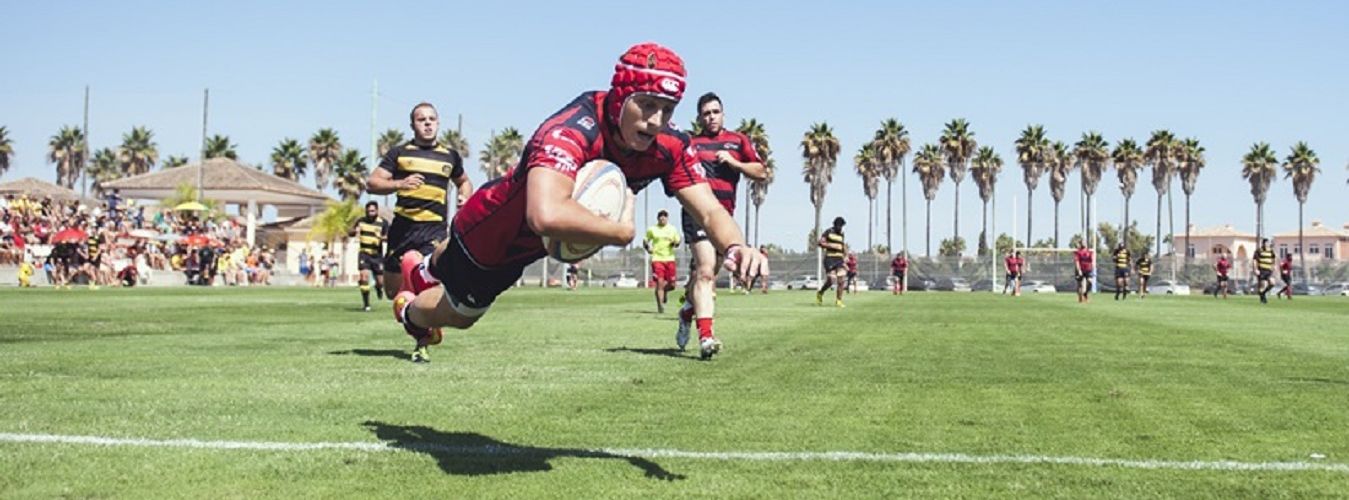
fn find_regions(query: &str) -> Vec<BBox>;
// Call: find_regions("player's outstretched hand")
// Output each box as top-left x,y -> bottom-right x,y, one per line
723,244 -> 764,284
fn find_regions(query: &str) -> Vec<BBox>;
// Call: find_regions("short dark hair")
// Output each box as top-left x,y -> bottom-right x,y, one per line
365,201 -> 378,210
697,92 -> 721,111
832,216 -> 846,227
410,102 -> 437,121
657,210 -> 668,218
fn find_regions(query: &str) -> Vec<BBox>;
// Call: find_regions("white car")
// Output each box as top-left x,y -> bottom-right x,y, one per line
602,273 -> 639,288
1020,280 -> 1057,293
786,275 -> 821,290
1147,279 -> 1192,296
1322,282 -> 1349,296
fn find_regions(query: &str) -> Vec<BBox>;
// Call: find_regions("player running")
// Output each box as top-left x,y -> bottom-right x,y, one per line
366,102 -> 474,362
1112,243 -> 1131,300
815,217 -> 848,307
844,253 -> 859,294
676,92 -> 767,350
643,210 -> 680,313
890,251 -> 908,295
1253,239 -> 1276,304
393,43 -> 765,361
349,201 -> 388,312
1135,253 -> 1153,299
1214,252 -> 1231,299
1277,253 -> 1294,300
1074,242 -> 1094,303
1002,251 -> 1023,296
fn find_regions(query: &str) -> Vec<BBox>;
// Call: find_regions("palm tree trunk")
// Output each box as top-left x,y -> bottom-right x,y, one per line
814,203 -> 823,279
867,198 -> 874,252
1299,202 -> 1305,284
1184,193 -> 1192,262
1026,187 -> 1033,247
754,204 -> 761,248
980,199 -> 988,256
953,180 -> 961,251
744,189 -> 752,245
925,199 -> 932,258
1155,193 -> 1163,258
1167,190 -> 1175,256
902,167 -> 909,255
886,179 -> 893,253
1053,200 -> 1060,248
1123,195 -> 1131,251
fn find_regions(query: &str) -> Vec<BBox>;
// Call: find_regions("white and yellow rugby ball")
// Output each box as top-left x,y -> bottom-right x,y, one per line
543,160 -> 630,263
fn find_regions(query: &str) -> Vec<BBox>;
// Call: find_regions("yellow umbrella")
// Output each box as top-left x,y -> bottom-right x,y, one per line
174,201 -> 209,212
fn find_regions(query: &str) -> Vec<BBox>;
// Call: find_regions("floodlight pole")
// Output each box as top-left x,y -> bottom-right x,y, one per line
81,86 -> 89,198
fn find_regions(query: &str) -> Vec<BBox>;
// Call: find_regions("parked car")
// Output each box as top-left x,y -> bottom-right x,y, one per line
1290,282 -> 1324,296
933,277 -> 971,292
602,273 -> 639,288
767,280 -> 788,291
971,279 -> 994,292
1322,282 -> 1349,296
1147,279 -> 1191,295
1021,280 -> 1057,293
786,275 -> 821,290
906,277 -> 937,291
849,279 -> 870,292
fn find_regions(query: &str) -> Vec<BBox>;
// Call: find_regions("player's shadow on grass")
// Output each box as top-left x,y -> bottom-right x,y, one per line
362,421 -> 684,481
327,349 -> 410,361
603,346 -> 695,360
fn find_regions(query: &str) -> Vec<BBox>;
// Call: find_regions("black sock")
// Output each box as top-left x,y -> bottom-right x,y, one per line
360,284 -> 370,308
374,283 -> 384,300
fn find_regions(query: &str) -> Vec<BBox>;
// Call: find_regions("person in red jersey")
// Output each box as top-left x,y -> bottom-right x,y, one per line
675,92 -> 767,351
393,43 -> 764,361
844,253 -> 859,293
890,252 -> 908,295
1277,253 -> 1294,300
1073,242 -> 1094,303
1213,252 -> 1231,299
1002,251 -> 1024,296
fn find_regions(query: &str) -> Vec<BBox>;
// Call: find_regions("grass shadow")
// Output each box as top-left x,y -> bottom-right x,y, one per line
603,346 -> 696,361
363,421 -> 684,481
1286,377 -> 1349,386
328,349 -> 410,361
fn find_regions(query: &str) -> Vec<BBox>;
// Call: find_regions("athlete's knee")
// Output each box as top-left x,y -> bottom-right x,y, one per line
694,267 -> 716,285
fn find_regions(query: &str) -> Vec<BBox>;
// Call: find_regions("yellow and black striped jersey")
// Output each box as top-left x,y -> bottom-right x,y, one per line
377,141 -> 464,223
821,228 -> 846,258
87,233 -> 103,258
1113,248 -> 1131,270
355,216 -> 388,256
1136,256 -> 1152,275
1254,249 -> 1276,271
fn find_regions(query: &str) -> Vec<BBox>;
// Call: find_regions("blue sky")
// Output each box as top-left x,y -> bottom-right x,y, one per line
3,0 -> 1346,251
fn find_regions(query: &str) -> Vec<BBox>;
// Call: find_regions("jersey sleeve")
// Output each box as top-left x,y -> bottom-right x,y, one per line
376,147 -> 399,174
524,125 -> 588,178
660,141 -> 707,195
738,133 -> 763,164
448,150 -> 465,179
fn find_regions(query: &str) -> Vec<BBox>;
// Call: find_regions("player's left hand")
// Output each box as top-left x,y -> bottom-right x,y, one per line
715,151 -> 735,165
723,244 -> 763,283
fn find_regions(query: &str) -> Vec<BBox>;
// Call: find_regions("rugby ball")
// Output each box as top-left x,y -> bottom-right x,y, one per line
542,160 -> 630,263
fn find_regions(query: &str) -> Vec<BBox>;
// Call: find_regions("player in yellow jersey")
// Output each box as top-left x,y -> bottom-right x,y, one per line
349,201 -> 389,312
643,210 -> 681,314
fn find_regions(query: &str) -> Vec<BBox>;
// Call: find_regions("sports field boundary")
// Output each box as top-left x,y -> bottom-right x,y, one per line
2,432 -> 1345,474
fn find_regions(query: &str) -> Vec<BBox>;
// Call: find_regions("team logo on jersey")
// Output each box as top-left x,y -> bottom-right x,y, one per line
442,165 -> 452,176
577,116 -> 596,130
542,144 -> 578,173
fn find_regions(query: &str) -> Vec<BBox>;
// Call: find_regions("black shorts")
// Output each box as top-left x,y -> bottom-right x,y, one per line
1258,270 -> 1272,281
384,219 -> 446,271
893,271 -> 905,279
680,209 -> 708,245
358,253 -> 383,273
429,233 -> 527,314
824,256 -> 845,272
846,271 -> 857,279
1076,269 -> 1093,281
1281,273 -> 1292,283
1217,274 -> 1229,282
1115,268 -> 1130,279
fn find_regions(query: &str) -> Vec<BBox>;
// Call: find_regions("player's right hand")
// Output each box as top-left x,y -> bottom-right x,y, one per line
401,174 -> 425,190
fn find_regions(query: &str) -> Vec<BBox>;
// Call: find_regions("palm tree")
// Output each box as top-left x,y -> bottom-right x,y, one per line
478,128 -> 525,180
1075,132 -> 1110,249
872,119 -> 910,253
332,149 -> 368,201
913,144 -> 946,258
970,146 -> 1002,256
1240,143 -> 1279,241
377,129 -> 406,158
437,130 -> 470,159
117,126 -> 158,176
309,199 -> 363,248
1145,129 -> 1177,257
0,126 -> 13,179
1112,139 -> 1144,251
47,126 -> 86,188
308,128 -> 342,191
204,134 -> 238,160
855,142 -> 880,251
687,119 -> 705,137
1047,141 -> 1074,248
162,155 -> 190,169
88,148 -> 122,196
738,118 -> 774,244
940,119 -> 977,251
801,122 -> 840,274
1014,125 -> 1048,245
748,158 -> 775,247
1176,137 -> 1205,261
270,139 -> 308,181
1283,142 -> 1320,284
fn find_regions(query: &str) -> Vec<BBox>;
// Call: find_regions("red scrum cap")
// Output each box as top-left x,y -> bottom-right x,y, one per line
607,43 -> 687,123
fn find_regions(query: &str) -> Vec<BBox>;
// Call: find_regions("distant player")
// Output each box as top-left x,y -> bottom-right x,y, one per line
82,226 -> 105,289
1112,243 -> 1131,300
1074,242 -> 1094,303
1253,239 -> 1276,304
366,102 -> 474,362
1002,251 -> 1023,296
1277,253 -> 1294,300
643,210 -> 680,313
393,43 -> 765,362
565,262 -> 580,291
1214,252 -> 1231,299
350,201 -> 389,312
815,217 -> 848,307
751,246 -> 771,294
890,252 -> 908,295
17,258 -> 35,288
844,253 -> 859,294
676,92 -> 766,350
1135,253 -> 1153,299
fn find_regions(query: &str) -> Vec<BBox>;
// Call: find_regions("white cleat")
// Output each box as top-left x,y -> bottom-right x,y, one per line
699,336 -> 722,360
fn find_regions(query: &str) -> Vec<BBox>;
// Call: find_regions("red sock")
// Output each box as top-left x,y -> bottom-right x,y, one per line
696,318 -> 713,340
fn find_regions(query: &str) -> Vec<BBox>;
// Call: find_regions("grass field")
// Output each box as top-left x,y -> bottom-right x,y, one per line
2,286 -> 1348,498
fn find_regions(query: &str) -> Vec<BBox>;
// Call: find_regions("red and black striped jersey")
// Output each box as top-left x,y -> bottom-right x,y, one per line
453,91 -> 706,268
689,129 -> 761,215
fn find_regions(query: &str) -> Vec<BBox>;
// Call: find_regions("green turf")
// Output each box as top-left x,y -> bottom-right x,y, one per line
1,286 -> 1347,498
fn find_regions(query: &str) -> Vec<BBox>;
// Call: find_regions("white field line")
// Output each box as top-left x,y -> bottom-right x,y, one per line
1,432 -> 1345,474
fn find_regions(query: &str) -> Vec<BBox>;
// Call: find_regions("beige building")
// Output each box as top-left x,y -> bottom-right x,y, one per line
1180,224 -> 1258,261
1272,221 -> 1348,262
